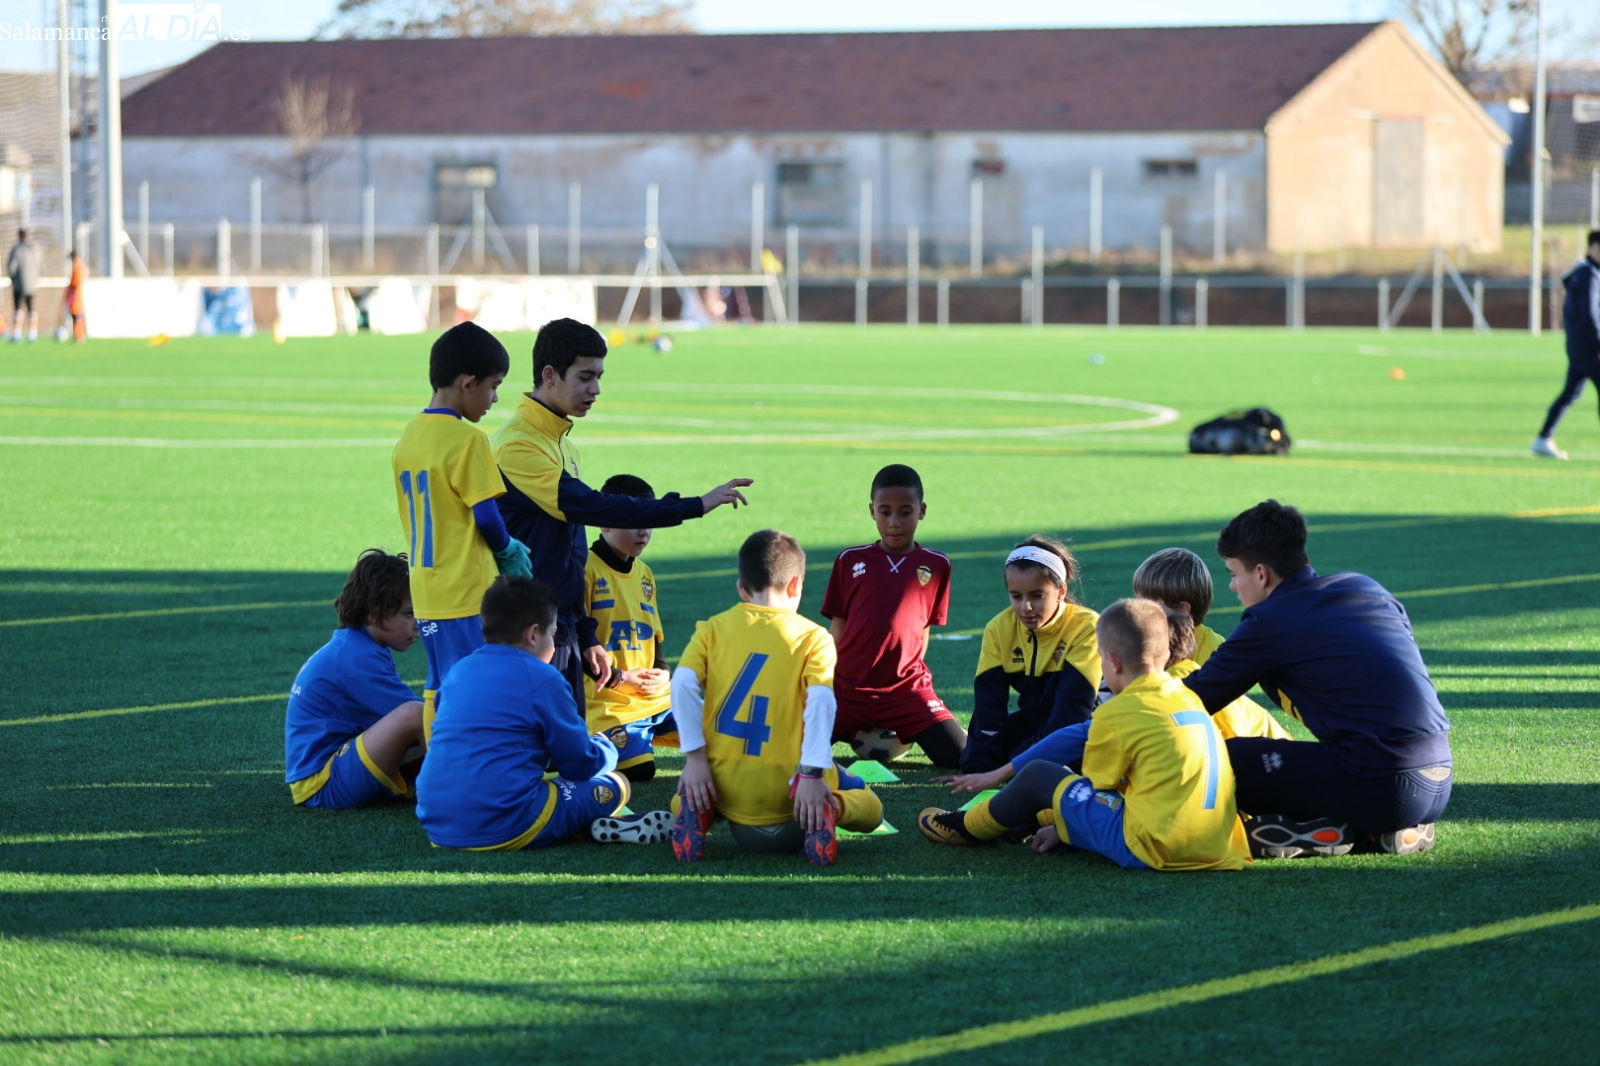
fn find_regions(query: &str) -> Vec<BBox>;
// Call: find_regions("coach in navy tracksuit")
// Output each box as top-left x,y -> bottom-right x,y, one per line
1532,229 -> 1600,460
1185,501 -> 1452,856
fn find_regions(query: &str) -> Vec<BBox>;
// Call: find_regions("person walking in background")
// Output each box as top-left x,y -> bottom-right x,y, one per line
59,249 -> 86,343
6,228 -> 42,343
1532,229 -> 1600,460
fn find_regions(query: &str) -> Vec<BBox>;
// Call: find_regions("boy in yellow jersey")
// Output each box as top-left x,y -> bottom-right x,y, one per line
1133,547 -> 1292,742
922,598 -> 1249,872
670,529 -> 884,866
584,473 -> 676,782
391,322 -> 533,741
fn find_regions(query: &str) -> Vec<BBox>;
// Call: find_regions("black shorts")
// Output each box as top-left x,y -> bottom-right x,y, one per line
11,290 -> 34,314
1226,736 -> 1452,833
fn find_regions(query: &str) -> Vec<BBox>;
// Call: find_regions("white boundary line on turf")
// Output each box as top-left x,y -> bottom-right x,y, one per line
0,385 -> 1179,448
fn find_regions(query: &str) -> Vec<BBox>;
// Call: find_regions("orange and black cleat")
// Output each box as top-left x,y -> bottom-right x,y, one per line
1244,814 -> 1353,858
801,797 -> 838,867
671,803 -> 714,863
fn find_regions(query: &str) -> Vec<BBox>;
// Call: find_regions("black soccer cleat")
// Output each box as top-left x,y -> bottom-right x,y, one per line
917,808 -> 990,847
1244,813 -> 1353,859
589,810 -> 673,844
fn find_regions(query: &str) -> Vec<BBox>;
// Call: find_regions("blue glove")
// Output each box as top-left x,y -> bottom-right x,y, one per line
492,537 -> 532,577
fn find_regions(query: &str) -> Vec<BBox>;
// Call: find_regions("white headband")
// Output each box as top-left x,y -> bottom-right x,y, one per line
1005,546 -> 1067,583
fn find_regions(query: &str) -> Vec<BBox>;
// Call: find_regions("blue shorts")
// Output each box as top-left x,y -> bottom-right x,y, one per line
298,735 -> 407,810
601,711 -> 674,771
495,773 -> 630,850
1051,774 -> 1150,870
420,616 -> 484,692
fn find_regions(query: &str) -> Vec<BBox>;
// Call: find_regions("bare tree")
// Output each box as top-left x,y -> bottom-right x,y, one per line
320,0 -> 694,39
1398,0 -> 1538,92
269,78 -> 360,223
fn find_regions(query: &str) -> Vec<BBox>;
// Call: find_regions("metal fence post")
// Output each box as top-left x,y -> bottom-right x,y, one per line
855,277 -> 868,327
969,177 -> 983,277
786,223 -> 799,326
1089,166 -> 1103,265
1213,170 -> 1226,266
1021,279 -> 1032,324
1473,278 -> 1486,332
249,178 -> 262,271
526,224 -> 540,275
1431,247 -> 1443,334
567,182 -> 581,273
217,218 -> 230,280
1031,225 -> 1044,328
858,180 -> 873,277
906,225 -> 920,327
1107,277 -> 1120,328
1195,278 -> 1208,329
362,184 -> 376,270
1378,277 -> 1390,331
137,180 -> 149,266
750,181 -> 765,273
1159,224 -> 1173,327
937,277 -> 950,327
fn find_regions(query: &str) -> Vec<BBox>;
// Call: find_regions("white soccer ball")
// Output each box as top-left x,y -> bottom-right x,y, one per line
852,727 -> 912,762
652,335 -> 673,353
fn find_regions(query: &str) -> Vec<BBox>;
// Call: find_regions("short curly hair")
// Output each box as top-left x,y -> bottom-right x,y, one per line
334,549 -> 411,628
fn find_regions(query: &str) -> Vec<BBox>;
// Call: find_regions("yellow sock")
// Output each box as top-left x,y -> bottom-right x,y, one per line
962,798 -> 1008,841
835,787 -> 884,833
421,690 -> 438,745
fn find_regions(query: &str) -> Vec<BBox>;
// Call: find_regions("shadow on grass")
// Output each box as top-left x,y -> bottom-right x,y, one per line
1,511 -> 1597,884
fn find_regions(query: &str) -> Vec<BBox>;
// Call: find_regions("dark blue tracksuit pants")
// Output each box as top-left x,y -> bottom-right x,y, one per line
1539,362 -> 1600,439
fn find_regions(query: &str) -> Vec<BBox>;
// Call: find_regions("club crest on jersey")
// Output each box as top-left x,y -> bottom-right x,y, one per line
916,565 -> 932,586
851,561 -> 867,579
640,579 -> 654,600
1092,791 -> 1124,812
607,726 -> 629,750
592,783 -> 616,805
1052,643 -> 1067,664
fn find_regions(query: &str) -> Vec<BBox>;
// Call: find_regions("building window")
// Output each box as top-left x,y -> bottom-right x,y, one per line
1144,159 -> 1198,179
433,162 -> 498,224
435,163 -> 498,190
776,161 -> 847,226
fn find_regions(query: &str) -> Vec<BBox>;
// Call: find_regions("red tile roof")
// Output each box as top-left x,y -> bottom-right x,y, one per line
122,23 -> 1383,137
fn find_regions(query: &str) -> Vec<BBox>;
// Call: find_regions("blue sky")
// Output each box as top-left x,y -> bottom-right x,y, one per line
0,0 -> 1577,76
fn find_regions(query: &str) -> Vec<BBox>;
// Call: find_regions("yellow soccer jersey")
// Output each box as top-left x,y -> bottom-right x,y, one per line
679,602 -> 838,826
975,603 -> 1102,694
392,413 -> 505,620
584,550 -> 669,727
1193,623 -> 1224,666
1174,628 -> 1292,742
1080,671 -> 1250,871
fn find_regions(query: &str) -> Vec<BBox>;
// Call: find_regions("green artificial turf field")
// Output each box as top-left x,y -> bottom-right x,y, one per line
1,324 -> 1597,1065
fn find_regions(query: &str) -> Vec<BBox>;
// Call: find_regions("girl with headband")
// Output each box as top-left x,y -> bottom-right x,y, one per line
952,535 -> 1102,774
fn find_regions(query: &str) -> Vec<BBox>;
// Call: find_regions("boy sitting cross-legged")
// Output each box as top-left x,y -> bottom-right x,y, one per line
284,549 -> 426,809
670,529 -> 884,866
584,473 -> 677,783
416,575 -> 671,850
922,598 -> 1249,871
1133,547 -> 1292,742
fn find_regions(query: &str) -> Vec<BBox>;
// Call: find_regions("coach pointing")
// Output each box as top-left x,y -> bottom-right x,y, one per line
1184,500 -> 1451,858
491,318 -> 752,708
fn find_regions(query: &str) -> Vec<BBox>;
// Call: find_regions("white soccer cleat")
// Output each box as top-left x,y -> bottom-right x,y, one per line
589,810 -> 673,844
1530,437 -> 1568,460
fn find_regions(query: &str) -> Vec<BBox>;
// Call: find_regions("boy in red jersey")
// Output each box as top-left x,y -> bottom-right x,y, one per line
821,464 -> 965,768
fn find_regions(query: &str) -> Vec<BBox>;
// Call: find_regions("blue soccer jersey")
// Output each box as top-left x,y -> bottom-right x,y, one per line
284,628 -> 419,799
416,643 -> 614,848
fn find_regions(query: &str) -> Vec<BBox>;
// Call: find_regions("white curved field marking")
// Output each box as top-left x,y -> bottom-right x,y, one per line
1354,344 -> 1554,363
0,383 -> 1178,448
0,436 -> 397,448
